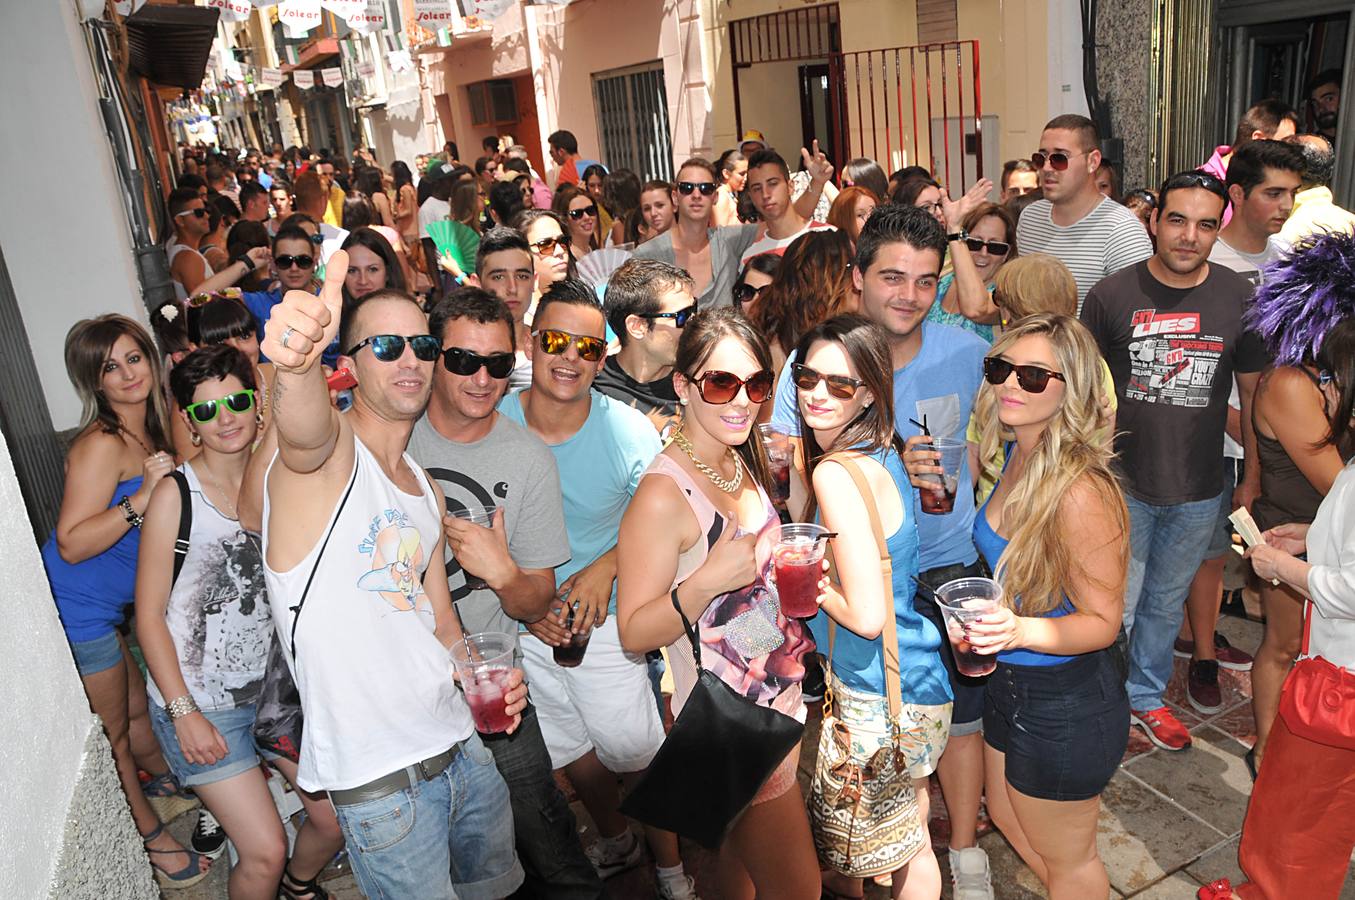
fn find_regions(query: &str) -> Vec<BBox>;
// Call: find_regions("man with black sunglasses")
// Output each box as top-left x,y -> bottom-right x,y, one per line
499,279 -> 698,898
167,187 -> 216,301
257,261 -> 529,900
1081,170 -> 1268,753
407,287 -> 604,899
1016,114 -> 1153,311
595,259 -> 696,439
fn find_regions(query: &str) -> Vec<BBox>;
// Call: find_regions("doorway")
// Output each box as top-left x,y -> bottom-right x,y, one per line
798,64 -> 841,159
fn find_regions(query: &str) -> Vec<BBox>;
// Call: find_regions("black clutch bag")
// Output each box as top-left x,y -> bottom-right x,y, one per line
619,588 -> 804,848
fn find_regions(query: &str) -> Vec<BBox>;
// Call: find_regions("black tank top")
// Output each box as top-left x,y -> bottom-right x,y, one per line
1252,367 -> 1327,532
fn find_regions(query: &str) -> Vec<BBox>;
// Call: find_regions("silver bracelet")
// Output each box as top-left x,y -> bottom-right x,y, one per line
165,695 -> 200,720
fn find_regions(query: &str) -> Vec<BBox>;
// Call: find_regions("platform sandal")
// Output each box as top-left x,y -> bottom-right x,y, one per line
280,864 -> 332,900
142,770 -> 200,823
141,822 -> 211,889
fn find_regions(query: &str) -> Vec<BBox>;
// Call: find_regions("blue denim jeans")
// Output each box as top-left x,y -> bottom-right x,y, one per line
332,732 -> 524,900
1123,490 -> 1225,711
482,704 -> 604,899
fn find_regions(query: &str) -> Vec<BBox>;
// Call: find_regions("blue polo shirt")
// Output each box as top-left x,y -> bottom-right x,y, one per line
771,319 -> 987,571
242,287 -> 338,368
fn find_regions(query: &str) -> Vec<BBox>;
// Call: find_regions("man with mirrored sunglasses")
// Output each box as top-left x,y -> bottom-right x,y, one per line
594,259 -> 695,440
256,260 -> 528,900
407,287 -> 603,899
1016,114 -> 1152,311
1081,171 -> 1268,754
499,279 -> 699,899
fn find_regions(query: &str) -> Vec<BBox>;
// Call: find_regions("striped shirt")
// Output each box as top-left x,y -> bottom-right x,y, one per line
1016,197 -> 1153,312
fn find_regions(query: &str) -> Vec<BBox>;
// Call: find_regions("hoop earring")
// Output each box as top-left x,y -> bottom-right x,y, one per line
190,431 -> 202,447
255,411 -> 264,428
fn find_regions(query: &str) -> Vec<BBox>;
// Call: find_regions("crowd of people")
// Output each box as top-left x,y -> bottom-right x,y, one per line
43,84 -> 1355,900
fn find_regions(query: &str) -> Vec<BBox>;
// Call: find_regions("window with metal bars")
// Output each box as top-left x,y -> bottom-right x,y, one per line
591,62 -> 673,182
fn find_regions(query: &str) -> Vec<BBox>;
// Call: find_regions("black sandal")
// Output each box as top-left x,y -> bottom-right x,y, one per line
280,865 -> 331,900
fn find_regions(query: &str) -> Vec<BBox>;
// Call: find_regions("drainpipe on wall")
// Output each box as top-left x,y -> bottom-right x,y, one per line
1080,0 -> 1122,179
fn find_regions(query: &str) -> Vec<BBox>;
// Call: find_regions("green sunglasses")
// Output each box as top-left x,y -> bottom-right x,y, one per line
185,389 -> 256,424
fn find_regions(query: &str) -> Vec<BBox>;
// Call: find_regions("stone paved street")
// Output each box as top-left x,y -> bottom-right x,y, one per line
168,612 -> 1355,899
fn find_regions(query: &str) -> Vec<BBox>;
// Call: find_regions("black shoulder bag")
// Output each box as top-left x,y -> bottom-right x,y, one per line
619,587 -> 804,848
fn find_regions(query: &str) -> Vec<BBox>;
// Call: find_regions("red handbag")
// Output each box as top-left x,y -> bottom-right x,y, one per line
1277,600 -> 1355,750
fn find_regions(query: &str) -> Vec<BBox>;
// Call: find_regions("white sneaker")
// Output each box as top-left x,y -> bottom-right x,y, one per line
584,830 -> 644,879
656,873 -> 700,900
950,846 -> 995,900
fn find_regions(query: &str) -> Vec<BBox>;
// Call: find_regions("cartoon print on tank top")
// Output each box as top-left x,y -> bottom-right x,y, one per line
698,514 -> 814,706
356,509 -> 430,613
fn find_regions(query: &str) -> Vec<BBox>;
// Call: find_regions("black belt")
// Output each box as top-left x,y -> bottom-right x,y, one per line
329,743 -> 462,807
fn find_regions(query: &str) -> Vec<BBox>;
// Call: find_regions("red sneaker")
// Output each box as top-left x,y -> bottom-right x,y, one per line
1130,706 -> 1193,751
1197,877 -> 1235,899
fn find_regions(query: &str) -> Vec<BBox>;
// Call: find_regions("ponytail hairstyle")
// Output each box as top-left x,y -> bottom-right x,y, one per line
972,313 -> 1128,614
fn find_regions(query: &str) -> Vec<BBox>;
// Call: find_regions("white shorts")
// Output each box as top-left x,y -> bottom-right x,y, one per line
521,616 -> 665,773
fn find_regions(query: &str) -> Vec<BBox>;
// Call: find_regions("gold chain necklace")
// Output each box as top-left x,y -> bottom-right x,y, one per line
672,429 -> 743,494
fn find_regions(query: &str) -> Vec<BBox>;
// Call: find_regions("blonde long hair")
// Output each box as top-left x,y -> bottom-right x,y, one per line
974,313 -> 1127,615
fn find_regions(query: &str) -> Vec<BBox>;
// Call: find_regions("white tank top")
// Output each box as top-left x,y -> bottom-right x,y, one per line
261,435 -> 474,792
167,241 -> 215,301
146,463 -> 272,712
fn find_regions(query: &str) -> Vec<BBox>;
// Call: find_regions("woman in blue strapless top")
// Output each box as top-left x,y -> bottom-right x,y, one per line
40,315 -> 209,886
962,314 -> 1130,899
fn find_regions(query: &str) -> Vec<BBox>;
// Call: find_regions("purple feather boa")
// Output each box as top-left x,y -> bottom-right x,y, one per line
1244,230 -> 1355,366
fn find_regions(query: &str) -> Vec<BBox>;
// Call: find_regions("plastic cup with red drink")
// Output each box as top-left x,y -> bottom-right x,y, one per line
757,424 -> 794,506
934,577 -> 1003,677
552,603 -> 592,668
771,523 -> 832,618
918,438 -> 966,515
450,632 -> 516,733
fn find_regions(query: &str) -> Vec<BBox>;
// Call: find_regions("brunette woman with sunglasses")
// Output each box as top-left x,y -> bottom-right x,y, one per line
136,345 -> 342,900
617,308 -> 818,900
553,184 -> 601,261
966,313 -> 1129,899
928,202 -> 1017,343
516,208 -> 576,306
793,315 -> 951,900
41,315 -> 210,888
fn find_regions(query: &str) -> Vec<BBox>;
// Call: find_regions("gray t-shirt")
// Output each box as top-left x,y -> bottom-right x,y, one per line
1016,196 -> 1154,311
632,224 -> 759,309
407,414 -> 570,657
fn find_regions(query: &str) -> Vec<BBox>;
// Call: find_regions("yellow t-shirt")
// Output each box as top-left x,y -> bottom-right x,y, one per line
967,357 -> 1117,505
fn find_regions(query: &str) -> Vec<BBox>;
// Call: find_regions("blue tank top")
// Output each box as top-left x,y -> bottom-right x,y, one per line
808,449 -> 952,705
973,470 -> 1074,666
41,476 -> 144,643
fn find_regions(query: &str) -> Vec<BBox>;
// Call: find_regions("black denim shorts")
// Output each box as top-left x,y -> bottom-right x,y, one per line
984,649 -> 1129,801
915,560 -> 989,732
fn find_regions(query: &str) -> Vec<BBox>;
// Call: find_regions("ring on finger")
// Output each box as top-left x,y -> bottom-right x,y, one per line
280,326 -> 296,350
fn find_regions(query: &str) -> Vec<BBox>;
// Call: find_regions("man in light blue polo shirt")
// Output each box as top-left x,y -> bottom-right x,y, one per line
770,203 -> 993,899
499,279 -> 698,900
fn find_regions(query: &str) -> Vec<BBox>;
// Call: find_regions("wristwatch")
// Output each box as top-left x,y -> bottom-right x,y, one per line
946,229 -> 969,243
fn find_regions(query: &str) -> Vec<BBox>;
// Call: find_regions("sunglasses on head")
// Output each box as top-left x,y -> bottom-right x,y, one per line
534,329 -> 606,362
186,287 -> 243,308
306,233 -> 325,245
642,303 -> 698,328
732,283 -> 768,308
983,357 -> 1066,393
677,181 -> 718,196
687,369 -> 775,405
441,347 -> 515,378
347,334 -> 441,362
1030,150 -> 1084,171
175,208 -> 208,219
568,205 -> 598,220
185,389 -> 255,424
791,364 -> 865,400
1127,189 -> 1158,207
965,237 -> 1010,256
529,234 -> 570,255
274,254 -> 315,270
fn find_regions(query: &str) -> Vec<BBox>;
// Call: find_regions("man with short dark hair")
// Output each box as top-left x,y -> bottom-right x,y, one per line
548,130 -> 599,189
1200,98 -> 1300,226
292,172 -> 348,263
1081,171 -> 1268,752
1017,114 -> 1154,309
769,204 -> 988,899
238,181 -> 270,224
740,148 -> 835,264
1214,140 -> 1303,276
167,186 -> 214,300
259,264 -> 528,900
468,226 -> 536,389
1280,133 -> 1355,244
1308,69 -> 1343,143
407,287 -> 603,900
500,279 -> 697,899
999,158 -> 1040,203
594,258 -> 695,438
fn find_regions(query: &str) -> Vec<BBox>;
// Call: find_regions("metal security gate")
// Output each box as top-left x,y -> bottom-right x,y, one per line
729,5 -> 986,194
592,62 -> 674,181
